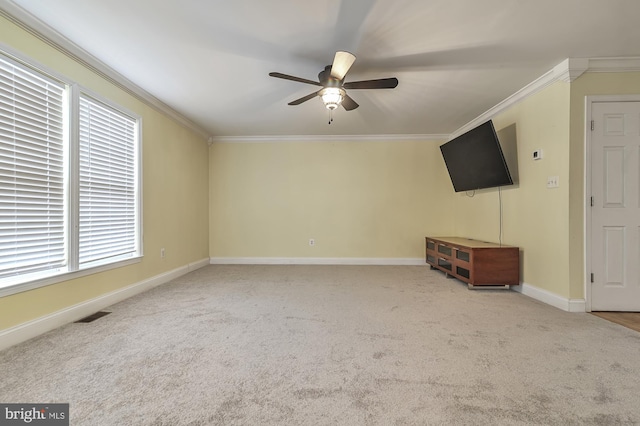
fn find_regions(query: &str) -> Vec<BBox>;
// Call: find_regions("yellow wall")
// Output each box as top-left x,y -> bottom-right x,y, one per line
0,16 -> 209,330
452,82 -> 572,297
209,139 -> 453,259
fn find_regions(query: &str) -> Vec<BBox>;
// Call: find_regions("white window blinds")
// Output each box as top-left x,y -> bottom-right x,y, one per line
79,96 -> 137,266
0,56 -> 66,281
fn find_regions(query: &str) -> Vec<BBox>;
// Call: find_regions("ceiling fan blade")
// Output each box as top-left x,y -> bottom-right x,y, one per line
269,72 -> 322,86
330,51 -> 356,80
288,91 -> 320,106
341,94 -> 359,111
343,77 -> 398,90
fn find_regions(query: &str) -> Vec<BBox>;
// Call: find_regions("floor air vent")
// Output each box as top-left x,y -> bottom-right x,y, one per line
75,311 -> 111,323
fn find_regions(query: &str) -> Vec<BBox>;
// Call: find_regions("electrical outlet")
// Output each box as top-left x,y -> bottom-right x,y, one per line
160,248 -> 165,258
546,176 -> 559,188
309,239 -> 315,246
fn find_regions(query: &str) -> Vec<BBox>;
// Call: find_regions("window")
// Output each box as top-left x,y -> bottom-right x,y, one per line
0,51 -> 141,294
79,95 -> 138,268
0,55 -> 67,283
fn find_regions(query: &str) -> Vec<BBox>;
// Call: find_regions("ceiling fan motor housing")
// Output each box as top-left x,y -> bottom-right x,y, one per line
319,66 -> 341,87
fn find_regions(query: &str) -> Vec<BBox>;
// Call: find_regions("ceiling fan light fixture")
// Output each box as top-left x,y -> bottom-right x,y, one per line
320,87 -> 345,110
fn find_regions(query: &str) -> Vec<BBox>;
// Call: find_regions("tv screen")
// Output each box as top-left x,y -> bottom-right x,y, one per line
440,120 -> 513,192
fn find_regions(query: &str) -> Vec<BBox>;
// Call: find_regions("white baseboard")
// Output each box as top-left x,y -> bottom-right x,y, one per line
209,257 -> 425,266
0,258 -> 210,352
207,260 -> 585,313
512,282 -> 586,312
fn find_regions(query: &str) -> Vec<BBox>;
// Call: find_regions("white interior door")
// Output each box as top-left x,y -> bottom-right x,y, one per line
590,101 -> 640,311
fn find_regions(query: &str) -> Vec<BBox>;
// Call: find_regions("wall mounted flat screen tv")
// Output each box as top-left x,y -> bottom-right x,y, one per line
440,120 -> 513,192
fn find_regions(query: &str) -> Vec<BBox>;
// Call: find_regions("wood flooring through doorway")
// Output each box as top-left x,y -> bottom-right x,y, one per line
591,312 -> 640,333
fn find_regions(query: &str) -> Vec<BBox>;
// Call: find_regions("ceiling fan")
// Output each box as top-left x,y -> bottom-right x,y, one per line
269,51 -> 398,116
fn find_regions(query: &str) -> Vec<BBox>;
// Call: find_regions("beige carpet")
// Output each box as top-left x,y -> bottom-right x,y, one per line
1,265 -> 639,425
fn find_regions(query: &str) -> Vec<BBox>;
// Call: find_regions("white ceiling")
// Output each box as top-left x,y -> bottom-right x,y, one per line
3,0 -> 640,138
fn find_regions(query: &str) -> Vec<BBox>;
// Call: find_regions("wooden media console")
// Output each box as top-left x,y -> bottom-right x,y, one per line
425,236 -> 520,289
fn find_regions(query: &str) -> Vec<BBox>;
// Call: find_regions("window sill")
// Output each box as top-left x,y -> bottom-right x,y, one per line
0,256 -> 143,298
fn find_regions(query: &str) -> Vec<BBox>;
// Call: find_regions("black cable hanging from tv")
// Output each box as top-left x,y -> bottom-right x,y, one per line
498,186 -> 503,247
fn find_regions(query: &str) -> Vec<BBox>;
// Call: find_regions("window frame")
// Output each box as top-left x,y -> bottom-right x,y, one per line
75,88 -> 143,269
0,46 -> 143,298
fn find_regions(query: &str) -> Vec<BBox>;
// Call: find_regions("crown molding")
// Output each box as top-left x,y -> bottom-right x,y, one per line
553,58 -> 589,83
450,56 -> 640,139
0,1 -> 211,141
585,56 -> 640,73
449,66 -> 562,139
4,0 -> 639,146
209,134 -> 448,143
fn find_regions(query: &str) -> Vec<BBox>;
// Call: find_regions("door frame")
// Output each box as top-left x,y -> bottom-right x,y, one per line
584,94 -> 640,312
